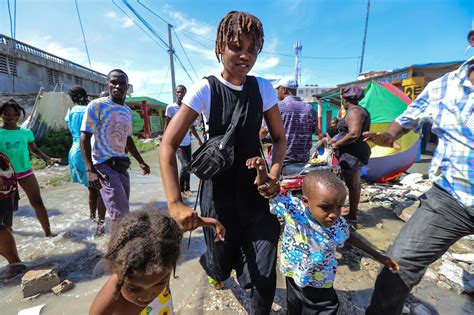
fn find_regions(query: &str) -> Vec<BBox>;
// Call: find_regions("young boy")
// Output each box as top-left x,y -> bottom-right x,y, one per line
246,157 -> 399,314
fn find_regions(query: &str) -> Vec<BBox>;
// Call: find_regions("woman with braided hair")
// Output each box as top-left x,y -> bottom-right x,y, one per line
89,208 -> 182,315
160,11 -> 286,314
66,86 -> 105,234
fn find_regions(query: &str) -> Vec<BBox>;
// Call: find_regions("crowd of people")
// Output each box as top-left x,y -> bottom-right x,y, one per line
0,9 -> 473,315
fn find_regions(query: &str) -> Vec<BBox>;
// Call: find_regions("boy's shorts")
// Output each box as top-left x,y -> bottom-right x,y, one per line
0,194 -> 17,230
95,163 -> 130,220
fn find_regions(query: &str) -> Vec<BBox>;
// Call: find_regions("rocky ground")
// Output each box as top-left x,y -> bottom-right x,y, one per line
28,162 -> 473,314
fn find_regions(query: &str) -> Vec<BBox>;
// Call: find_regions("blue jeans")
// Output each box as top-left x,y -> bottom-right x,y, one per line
366,185 -> 474,314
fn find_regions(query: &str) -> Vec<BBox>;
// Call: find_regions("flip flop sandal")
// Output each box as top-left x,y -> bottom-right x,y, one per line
208,276 -> 225,290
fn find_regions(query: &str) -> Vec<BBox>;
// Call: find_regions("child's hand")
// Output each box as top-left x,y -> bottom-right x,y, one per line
378,255 -> 400,273
246,157 -> 268,186
197,216 -> 226,242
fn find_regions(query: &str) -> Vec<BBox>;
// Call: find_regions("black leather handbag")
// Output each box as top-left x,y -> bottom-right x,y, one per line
188,79 -> 249,181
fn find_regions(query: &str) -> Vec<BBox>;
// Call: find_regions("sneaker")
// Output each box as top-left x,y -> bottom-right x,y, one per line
208,276 -> 225,290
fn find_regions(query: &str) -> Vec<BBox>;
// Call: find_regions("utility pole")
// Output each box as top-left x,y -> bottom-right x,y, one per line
168,24 -> 177,102
359,0 -> 371,74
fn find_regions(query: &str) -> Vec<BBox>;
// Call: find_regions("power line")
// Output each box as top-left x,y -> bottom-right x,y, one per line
158,63 -> 170,98
172,28 -> 199,79
121,0 -> 169,48
112,0 -> 168,52
177,29 -> 359,60
174,51 -> 194,82
178,30 -> 213,50
136,0 -> 171,25
74,0 -> 92,68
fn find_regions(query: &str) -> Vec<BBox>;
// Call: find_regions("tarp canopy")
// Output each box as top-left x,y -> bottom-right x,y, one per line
359,82 -> 411,123
126,96 -> 167,109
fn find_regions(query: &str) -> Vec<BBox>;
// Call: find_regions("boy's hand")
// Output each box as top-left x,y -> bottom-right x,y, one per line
378,255 -> 400,273
197,216 -> 226,242
246,157 -> 268,186
87,170 -> 102,190
169,203 -> 201,232
139,162 -> 151,175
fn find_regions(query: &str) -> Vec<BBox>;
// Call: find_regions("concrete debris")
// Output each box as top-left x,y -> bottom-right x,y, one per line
21,266 -> 60,298
438,259 -> 474,294
409,302 -> 432,315
375,223 -> 384,229
400,173 -> 424,186
451,253 -> 474,264
51,279 -> 74,295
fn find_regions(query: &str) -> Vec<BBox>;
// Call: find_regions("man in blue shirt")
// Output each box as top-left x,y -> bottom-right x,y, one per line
364,57 -> 474,314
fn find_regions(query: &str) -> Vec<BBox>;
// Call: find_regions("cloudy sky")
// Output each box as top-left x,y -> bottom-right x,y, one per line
1,0 -> 473,103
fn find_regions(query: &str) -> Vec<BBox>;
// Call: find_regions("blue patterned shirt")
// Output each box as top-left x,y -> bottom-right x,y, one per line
395,58 -> 474,213
270,195 -> 349,288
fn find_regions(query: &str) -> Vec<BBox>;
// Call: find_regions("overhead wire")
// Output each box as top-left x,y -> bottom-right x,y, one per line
74,0 -> 93,68
134,1 -> 197,81
112,0 -> 168,52
121,0 -> 169,48
172,28 -> 199,80
158,63 -> 171,98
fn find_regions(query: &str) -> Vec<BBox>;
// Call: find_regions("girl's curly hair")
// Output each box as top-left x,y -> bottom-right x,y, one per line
0,99 -> 26,117
215,11 -> 264,63
105,208 -> 183,296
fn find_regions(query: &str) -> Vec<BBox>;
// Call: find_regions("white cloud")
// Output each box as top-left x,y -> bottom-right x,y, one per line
105,11 -> 117,18
121,17 -> 134,29
24,35 -> 89,66
162,5 -> 214,37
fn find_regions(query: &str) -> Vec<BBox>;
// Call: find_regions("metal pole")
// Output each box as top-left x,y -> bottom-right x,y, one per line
168,24 -> 177,103
359,0 -> 371,74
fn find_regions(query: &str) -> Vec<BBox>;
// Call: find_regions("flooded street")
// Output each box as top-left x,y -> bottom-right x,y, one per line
1,149 -> 473,314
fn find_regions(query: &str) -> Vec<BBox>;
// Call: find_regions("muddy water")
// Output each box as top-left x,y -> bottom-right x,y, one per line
0,150 -> 176,314
1,149 -> 473,314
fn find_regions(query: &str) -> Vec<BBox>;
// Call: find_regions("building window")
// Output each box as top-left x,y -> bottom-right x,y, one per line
298,89 -> 304,95
74,76 -> 83,85
47,68 -> 59,85
0,54 -> 17,76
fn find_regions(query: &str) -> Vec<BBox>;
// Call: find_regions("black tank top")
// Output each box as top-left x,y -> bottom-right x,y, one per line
199,76 -> 269,224
337,106 -> 371,165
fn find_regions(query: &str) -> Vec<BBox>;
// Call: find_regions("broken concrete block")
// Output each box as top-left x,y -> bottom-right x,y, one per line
438,260 -> 474,294
21,267 -> 60,298
400,173 -> 423,186
376,223 -> 384,229
423,268 -> 438,281
451,253 -> 474,265
51,279 -> 74,295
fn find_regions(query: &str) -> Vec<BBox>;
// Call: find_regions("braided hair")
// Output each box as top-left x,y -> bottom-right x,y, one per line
215,11 -> 264,63
0,99 -> 26,117
105,208 -> 182,296
67,85 -> 88,105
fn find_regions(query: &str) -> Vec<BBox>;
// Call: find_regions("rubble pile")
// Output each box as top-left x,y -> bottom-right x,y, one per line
361,173 -> 474,296
361,173 -> 431,221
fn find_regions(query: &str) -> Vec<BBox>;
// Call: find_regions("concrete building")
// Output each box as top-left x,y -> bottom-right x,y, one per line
0,34 -> 110,98
296,84 -> 333,101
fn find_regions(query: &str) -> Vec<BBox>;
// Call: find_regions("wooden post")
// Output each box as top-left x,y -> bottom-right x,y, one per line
141,100 -> 151,139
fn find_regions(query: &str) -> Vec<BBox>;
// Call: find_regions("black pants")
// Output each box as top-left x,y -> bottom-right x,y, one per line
366,185 -> 474,314
286,277 -> 339,315
176,145 -> 191,192
199,212 -> 280,315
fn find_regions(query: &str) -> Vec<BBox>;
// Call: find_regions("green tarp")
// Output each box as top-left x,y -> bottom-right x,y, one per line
359,82 -> 408,124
